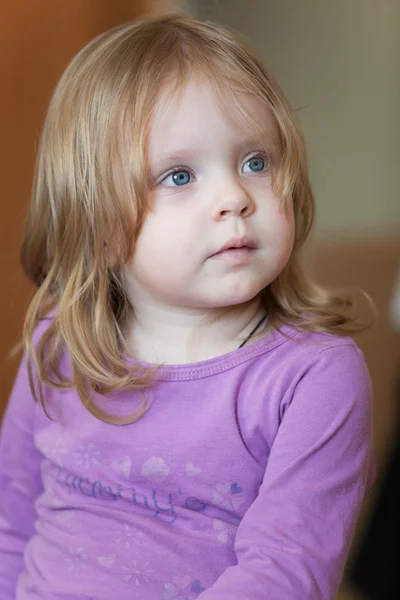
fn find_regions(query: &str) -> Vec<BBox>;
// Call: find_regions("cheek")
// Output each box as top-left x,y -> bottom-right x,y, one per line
136,211 -> 175,253
260,196 -> 295,245
132,210 -> 191,280
140,204 -> 200,258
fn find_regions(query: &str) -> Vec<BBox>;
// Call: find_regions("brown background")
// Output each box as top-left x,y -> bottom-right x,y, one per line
0,0 -> 153,411
313,236 -> 400,599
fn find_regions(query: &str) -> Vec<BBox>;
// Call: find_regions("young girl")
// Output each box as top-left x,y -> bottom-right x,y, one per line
0,12 -> 375,600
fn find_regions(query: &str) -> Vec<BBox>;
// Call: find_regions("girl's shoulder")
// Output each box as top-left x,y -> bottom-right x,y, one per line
270,324 -> 367,364
252,324 -> 365,364
245,325 -> 370,392
259,326 -> 371,391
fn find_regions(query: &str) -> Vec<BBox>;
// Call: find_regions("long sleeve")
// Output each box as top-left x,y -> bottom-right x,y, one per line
0,355 -> 44,599
198,343 -> 375,600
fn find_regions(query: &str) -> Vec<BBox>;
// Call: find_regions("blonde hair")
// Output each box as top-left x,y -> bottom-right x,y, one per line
21,12 -> 374,424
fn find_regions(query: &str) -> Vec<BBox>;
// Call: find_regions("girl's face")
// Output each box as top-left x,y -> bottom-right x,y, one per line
124,77 -> 295,311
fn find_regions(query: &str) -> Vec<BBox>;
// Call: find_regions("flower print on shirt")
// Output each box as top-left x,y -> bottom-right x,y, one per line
111,455 -> 132,479
121,558 -> 155,585
65,547 -> 88,576
211,482 -> 244,512
72,442 -> 101,470
212,519 -> 237,544
41,435 -> 69,467
97,554 -> 117,568
141,456 -> 170,483
55,509 -> 78,532
185,461 -> 202,476
114,523 -> 144,549
162,575 -> 206,599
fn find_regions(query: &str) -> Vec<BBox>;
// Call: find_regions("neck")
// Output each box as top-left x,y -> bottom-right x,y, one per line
126,296 -> 267,365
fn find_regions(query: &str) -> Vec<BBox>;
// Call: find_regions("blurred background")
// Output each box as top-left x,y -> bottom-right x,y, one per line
0,1 -> 399,598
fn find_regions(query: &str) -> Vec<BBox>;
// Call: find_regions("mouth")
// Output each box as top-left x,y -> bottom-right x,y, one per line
210,236 -> 258,263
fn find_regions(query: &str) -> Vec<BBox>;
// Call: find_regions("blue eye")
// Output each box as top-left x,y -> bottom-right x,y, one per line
242,156 -> 266,173
161,169 -> 193,187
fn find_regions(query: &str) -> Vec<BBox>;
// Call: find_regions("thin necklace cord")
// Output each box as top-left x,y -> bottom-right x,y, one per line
238,314 -> 267,349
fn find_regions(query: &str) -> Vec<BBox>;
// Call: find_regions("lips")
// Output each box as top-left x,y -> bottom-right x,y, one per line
213,236 -> 257,256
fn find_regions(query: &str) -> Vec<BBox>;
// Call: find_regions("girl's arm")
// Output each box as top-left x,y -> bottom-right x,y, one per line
199,343 -> 375,600
0,354 -> 44,599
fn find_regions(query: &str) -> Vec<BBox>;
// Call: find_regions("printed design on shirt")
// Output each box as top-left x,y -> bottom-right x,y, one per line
55,509 -> 78,532
114,523 -> 144,549
210,481 -> 243,543
46,477 -> 79,531
40,434 -> 70,467
185,461 -> 202,476
141,456 -> 170,483
111,455 -> 132,479
211,482 -> 244,512
121,558 -> 156,585
72,442 -> 101,470
53,464 -> 209,525
212,518 -> 237,544
54,465 -> 182,523
97,554 -> 116,568
65,546 -> 88,575
162,575 -> 206,599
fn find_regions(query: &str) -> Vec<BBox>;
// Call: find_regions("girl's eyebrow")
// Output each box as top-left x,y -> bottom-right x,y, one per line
235,136 -> 276,153
153,148 -> 198,166
152,137 -> 275,169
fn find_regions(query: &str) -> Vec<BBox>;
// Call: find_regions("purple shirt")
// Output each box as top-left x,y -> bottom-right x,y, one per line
0,317 -> 375,599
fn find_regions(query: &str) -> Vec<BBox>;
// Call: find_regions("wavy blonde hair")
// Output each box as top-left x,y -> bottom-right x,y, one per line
21,12 -> 374,424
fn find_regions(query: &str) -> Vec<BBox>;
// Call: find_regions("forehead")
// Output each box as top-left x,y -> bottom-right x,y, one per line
148,76 -> 279,154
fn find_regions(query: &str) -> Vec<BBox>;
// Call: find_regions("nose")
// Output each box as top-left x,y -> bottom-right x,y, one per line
211,180 -> 256,221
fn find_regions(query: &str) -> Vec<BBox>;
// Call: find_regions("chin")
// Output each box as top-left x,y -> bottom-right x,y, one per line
206,285 -> 264,309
